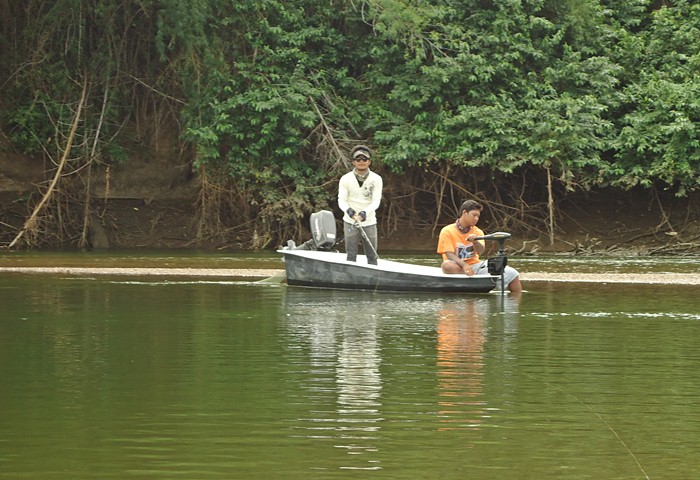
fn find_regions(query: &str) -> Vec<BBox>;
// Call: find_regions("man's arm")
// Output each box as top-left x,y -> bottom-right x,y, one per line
444,251 -> 465,268
338,175 -> 359,221
468,234 -> 486,254
442,250 -> 475,275
338,175 -> 350,213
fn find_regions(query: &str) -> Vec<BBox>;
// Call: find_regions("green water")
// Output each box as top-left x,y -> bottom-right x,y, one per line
1,253 -> 700,479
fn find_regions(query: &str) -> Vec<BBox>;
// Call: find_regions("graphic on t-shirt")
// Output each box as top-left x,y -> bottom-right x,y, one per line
456,243 -> 475,260
362,183 -> 374,200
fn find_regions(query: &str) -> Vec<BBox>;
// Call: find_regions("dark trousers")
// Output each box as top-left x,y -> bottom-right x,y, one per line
344,222 -> 378,265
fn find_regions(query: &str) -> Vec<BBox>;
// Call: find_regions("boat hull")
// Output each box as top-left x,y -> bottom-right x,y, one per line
279,250 -> 497,293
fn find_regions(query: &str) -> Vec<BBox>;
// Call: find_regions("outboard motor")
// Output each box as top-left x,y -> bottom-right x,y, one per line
309,210 -> 336,250
286,210 -> 337,251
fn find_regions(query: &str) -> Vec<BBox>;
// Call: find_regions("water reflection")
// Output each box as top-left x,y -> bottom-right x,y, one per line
437,298 -> 489,431
282,288 -> 522,469
335,318 -> 382,468
436,295 -> 520,432
283,290 -> 384,471
6,269 -> 700,478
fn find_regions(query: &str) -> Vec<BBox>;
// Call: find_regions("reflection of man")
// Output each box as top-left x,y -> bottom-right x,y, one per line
436,299 -> 490,431
293,298 -> 384,467
436,296 -> 522,433
337,323 -> 382,411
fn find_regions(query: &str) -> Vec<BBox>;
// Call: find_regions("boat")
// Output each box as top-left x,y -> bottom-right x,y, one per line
278,210 -> 510,294
278,248 -> 499,293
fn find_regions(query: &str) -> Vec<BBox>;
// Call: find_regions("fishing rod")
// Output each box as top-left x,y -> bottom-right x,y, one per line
354,221 -> 379,261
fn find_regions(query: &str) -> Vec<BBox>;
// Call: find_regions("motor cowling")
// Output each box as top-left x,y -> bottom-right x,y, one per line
309,210 -> 336,250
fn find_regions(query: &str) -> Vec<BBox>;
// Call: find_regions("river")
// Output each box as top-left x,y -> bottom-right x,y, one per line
1,251 -> 699,479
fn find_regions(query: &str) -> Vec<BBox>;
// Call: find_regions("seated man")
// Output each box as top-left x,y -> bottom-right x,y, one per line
437,199 -> 522,293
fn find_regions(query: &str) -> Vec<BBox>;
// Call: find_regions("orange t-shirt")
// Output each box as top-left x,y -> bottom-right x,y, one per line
437,224 -> 485,265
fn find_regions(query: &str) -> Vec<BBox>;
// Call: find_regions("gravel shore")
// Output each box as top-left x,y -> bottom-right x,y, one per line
1,267 -> 698,285
520,272 -> 700,285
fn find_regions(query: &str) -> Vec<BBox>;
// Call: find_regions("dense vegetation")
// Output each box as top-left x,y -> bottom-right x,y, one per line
1,0 -> 699,248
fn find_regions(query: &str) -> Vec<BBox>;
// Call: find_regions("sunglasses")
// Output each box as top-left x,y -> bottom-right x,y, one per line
354,157 -> 370,162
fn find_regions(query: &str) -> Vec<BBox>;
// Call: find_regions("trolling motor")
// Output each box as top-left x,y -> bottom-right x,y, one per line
285,210 -> 337,251
473,232 -> 511,294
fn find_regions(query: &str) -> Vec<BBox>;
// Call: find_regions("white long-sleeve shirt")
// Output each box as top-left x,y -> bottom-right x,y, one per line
337,169 -> 383,226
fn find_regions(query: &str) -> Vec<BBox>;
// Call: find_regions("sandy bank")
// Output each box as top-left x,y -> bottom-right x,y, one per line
0,267 -> 281,278
1,267 -> 698,285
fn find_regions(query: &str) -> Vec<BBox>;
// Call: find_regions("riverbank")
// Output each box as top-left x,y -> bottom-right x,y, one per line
2,267 -> 699,285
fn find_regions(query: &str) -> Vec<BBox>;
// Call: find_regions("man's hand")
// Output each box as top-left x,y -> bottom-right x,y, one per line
462,263 -> 476,276
466,233 -> 485,254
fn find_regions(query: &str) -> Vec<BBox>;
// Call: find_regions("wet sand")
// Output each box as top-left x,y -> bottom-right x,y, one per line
1,267 -> 698,285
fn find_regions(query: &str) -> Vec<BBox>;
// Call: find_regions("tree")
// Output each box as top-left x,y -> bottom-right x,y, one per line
612,1 -> 700,195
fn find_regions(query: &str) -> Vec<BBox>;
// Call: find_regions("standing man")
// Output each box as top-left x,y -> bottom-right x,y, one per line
338,145 -> 383,265
437,199 -> 522,292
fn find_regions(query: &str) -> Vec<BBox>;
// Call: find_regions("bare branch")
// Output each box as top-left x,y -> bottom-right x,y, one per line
8,75 -> 88,249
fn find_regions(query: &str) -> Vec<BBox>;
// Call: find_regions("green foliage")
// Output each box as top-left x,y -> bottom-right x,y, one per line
612,1 -> 700,194
1,0 -> 161,160
370,0 -> 618,186
176,0 -> 356,224
3,0 -> 700,247
6,96 -> 57,154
